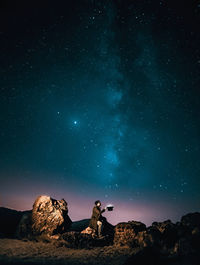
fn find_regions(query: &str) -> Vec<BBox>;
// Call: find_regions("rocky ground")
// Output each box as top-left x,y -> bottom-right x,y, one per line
0,239 -> 135,265
1,195 -> 200,265
0,238 -> 199,265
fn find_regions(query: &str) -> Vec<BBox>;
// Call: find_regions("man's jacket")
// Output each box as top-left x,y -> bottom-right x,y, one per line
89,206 -> 105,230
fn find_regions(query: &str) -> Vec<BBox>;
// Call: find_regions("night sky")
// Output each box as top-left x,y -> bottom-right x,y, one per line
0,0 -> 200,225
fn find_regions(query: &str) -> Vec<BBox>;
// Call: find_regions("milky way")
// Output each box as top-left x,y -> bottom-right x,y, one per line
0,0 -> 200,225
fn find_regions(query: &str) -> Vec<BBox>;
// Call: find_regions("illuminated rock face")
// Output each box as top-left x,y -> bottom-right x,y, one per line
31,195 -> 72,236
114,221 -> 146,247
114,213 -> 200,258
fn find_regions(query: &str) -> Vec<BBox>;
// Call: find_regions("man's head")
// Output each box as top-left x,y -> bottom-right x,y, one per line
95,200 -> 101,207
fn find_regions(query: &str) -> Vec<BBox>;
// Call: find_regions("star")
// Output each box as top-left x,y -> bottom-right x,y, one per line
1,0 -> 199,227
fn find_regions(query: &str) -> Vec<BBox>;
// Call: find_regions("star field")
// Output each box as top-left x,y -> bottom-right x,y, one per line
0,0 -> 200,225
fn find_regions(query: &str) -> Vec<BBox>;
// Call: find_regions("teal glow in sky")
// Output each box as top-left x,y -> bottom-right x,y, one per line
0,0 -> 200,225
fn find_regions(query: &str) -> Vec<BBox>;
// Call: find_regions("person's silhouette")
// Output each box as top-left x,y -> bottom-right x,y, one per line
89,200 -> 106,237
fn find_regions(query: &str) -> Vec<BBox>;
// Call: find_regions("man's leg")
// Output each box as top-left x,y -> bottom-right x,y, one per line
97,221 -> 102,237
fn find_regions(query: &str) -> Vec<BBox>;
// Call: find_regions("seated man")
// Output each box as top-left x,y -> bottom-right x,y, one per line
89,200 -> 106,237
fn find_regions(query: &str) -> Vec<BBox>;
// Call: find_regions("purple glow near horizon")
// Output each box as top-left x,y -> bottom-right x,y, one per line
0,1 -> 200,229
1,175 -> 197,226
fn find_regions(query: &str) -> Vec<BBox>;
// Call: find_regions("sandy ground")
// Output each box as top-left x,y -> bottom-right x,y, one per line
0,239 -> 136,265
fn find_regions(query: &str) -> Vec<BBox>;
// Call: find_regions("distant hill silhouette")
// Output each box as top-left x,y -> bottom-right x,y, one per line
70,219 -> 90,232
0,207 -> 26,237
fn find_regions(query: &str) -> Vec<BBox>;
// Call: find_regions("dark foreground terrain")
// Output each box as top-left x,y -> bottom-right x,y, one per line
0,238 -> 199,265
0,239 -> 135,265
1,197 -> 200,265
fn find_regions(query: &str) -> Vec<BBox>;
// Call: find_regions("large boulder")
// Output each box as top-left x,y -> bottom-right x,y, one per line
31,195 -> 72,236
181,212 -> 200,229
136,226 -> 162,249
173,212 -> 200,256
16,195 -> 72,238
152,220 -> 174,234
151,214 -> 200,257
152,220 -> 178,252
114,215 -> 200,258
114,221 -> 146,247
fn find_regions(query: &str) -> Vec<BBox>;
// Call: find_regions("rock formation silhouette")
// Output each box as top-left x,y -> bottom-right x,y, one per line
32,195 -> 72,236
0,196 -> 200,264
16,195 -> 72,238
